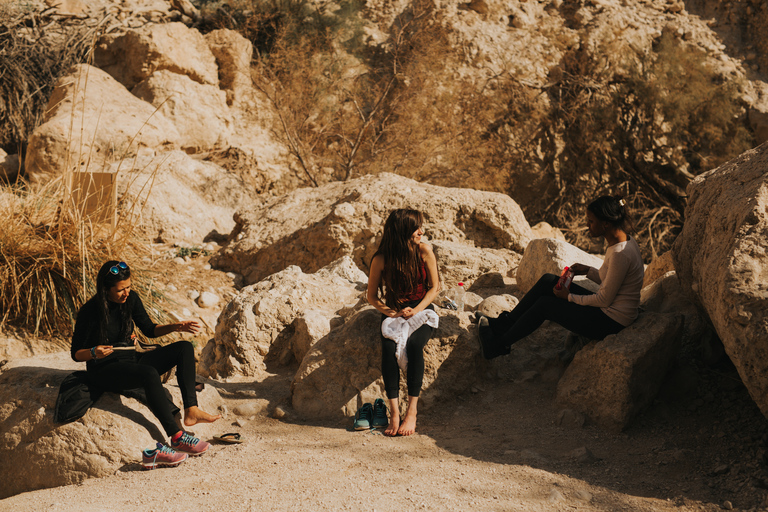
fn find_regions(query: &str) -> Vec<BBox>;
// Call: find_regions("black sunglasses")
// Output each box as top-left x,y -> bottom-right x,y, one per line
109,262 -> 129,275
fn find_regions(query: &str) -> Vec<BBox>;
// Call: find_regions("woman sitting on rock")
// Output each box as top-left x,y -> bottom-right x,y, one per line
71,260 -> 220,467
477,195 -> 644,360
367,209 -> 441,436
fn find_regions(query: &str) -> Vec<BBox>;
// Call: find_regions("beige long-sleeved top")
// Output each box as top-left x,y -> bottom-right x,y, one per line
568,237 -> 644,326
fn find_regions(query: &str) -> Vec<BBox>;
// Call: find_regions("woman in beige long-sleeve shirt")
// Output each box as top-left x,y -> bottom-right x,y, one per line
477,196 -> 644,359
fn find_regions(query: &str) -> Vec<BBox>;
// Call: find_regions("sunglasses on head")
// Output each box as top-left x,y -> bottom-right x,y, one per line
109,262 -> 128,275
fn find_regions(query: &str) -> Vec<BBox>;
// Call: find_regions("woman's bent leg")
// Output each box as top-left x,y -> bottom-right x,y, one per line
137,341 -> 197,408
89,361 -> 179,437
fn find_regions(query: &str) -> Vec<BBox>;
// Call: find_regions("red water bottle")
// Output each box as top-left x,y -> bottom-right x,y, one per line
555,266 -> 574,290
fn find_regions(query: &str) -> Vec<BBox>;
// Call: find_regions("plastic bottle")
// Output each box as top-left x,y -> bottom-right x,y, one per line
452,282 -> 466,311
555,266 -> 574,290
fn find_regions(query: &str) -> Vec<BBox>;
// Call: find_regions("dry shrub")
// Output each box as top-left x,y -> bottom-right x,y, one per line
0,4 -> 100,153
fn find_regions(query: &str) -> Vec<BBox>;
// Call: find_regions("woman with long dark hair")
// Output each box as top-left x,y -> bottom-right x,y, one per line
367,209 -> 440,436
71,260 -> 220,468
478,195 -> 644,359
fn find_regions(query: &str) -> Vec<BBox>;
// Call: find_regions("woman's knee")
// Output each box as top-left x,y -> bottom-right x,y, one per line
536,273 -> 559,287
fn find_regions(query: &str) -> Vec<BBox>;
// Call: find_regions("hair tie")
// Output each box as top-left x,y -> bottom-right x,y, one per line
619,199 -> 626,207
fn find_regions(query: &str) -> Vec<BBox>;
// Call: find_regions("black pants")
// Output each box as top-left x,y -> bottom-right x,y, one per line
489,274 -> 625,348
381,301 -> 435,400
88,341 -> 197,436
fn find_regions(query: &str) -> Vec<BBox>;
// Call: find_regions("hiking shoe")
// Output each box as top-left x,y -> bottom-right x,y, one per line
353,402 -> 373,431
142,443 -> 187,470
478,317 -> 510,360
171,431 -> 210,457
371,398 -> 388,429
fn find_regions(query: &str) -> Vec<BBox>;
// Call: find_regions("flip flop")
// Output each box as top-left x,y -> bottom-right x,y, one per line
213,432 -> 244,444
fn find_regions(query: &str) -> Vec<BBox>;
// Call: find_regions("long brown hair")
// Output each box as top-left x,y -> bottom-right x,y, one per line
372,209 -> 430,310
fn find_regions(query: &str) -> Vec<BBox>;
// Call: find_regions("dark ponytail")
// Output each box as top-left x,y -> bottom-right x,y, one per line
587,195 -> 635,234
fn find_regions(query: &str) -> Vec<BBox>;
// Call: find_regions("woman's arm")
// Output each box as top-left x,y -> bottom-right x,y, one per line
367,254 -> 401,318
401,243 -> 441,319
153,320 -> 202,337
569,252 -> 630,308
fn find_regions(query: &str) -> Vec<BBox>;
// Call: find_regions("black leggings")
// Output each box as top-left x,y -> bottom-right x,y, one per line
489,273 -> 625,348
381,301 -> 435,400
88,340 -> 197,437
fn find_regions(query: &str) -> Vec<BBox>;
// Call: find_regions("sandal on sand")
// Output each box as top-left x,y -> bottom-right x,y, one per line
213,432 -> 244,444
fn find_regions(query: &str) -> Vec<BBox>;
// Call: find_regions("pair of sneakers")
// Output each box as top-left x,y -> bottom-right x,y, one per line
353,398 -> 388,430
141,432 -> 210,470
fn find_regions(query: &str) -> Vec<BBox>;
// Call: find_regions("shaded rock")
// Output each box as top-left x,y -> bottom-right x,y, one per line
233,401 -> 266,417
557,408 -> 586,429
672,142 -> 768,419
291,310 -> 334,363
516,238 -> 603,294
204,29 -> 254,105
212,173 -> 533,286
0,150 -> 20,181
566,446 -> 598,463
94,22 -> 218,90
290,307 -> 477,419
643,251 -> 674,288
0,352 -> 223,499
132,70 -> 233,150
476,295 -> 519,318
556,311 -> 684,431
25,64 -> 180,181
199,257 -> 367,378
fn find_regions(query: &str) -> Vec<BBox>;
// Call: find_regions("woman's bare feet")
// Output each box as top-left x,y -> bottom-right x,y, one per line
183,405 -> 221,427
397,396 -> 418,436
385,412 -> 400,436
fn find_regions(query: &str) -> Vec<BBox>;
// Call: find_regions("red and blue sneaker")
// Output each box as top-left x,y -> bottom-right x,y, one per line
170,431 -> 210,457
142,443 -> 187,470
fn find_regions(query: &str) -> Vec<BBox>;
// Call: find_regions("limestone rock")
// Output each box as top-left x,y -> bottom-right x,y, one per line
476,295 -> 519,318
199,257 -> 368,378
431,240 -> 522,288
556,312 -> 684,431
516,238 -> 603,294
0,352 -> 223,499
0,150 -> 20,181
643,251 -> 674,289
290,307 -> 477,419
94,22 -> 219,90
25,64 -> 180,181
213,173 -> 533,286
196,291 -> 220,308
291,310 -> 334,363
204,29 -> 254,105
116,150 -> 252,244
530,221 -> 565,241
132,70 -> 233,151
673,142 -> 768,419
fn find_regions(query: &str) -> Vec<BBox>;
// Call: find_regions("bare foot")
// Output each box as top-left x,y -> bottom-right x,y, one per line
384,413 -> 400,437
183,406 -> 221,427
397,413 -> 417,436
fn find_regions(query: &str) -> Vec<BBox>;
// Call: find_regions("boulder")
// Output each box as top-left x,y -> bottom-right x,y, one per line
643,251 -> 674,289
290,307 -> 477,419
0,150 -> 20,181
673,142 -> 768,418
0,352 -> 223,499
132,70 -> 233,151
212,173 -> 533,286
556,312 -> 684,431
116,150 -> 253,243
25,64 -> 181,181
199,257 -> 368,378
204,29 -> 254,105
516,238 -> 603,294
530,221 -> 565,241
290,310 -> 335,363
431,239 -> 522,289
94,22 -> 219,90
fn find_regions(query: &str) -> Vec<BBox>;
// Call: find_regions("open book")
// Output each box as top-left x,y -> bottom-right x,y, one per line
111,340 -> 160,351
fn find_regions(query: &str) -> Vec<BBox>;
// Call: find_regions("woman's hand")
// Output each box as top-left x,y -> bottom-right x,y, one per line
400,307 -> 416,319
94,345 -> 113,358
570,263 -> 591,276
176,320 -> 202,335
552,285 -> 570,300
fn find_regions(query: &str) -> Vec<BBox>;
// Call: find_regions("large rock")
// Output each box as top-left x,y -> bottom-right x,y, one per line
673,142 -> 768,418
25,64 -> 181,181
132,70 -> 233,150
0,149 -> 20,181
0,352 -> 223,499
556,312 -> 684,431
94,22 -> 219,90
115,150 -> 253,243
290,307 -> 477,419
431,240 -> 522,288
199,257 -> 368,378
515,238 -> 603,294
212,173 -> 533,286
204,29 -> 254,105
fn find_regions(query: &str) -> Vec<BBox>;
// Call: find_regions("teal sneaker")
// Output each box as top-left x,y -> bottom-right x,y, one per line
371,398 -> 388,429
353,403 -> 373,430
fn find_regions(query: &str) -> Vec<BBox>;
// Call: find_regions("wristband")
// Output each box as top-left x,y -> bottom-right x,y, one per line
90,346 -> 97,360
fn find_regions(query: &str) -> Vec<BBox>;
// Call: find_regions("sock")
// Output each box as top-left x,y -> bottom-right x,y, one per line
172,431 -> 184,442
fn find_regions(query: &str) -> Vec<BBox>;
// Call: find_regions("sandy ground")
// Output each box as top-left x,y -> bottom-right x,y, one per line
2,250 -> 768,512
